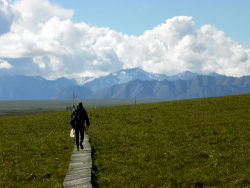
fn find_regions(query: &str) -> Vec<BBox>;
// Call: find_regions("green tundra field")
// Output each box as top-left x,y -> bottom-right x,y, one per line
0,94 -> 250,187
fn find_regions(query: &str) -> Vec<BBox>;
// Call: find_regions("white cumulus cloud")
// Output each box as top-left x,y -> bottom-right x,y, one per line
0,59 -> 13,69
0,0 -> 249,79
0,0 -> 14,35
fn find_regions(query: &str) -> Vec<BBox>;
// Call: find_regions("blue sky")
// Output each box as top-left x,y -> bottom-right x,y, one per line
49,0 -> 250,45
1,0 -> 250,79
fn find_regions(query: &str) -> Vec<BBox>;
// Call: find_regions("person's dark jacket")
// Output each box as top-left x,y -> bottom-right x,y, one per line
71,107 -> 90,126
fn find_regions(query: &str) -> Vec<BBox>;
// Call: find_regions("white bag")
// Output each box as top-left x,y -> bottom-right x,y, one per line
70,129 -> 75,137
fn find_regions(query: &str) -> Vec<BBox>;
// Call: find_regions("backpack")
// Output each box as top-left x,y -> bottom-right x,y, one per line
70,109 -> 85,127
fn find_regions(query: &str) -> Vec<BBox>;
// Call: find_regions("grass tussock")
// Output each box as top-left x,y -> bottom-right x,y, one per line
88,94 -> 250,187
0,111 -> 74,188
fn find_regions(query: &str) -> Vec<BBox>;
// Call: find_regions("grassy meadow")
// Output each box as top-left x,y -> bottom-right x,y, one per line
88,94 -> 250,187
0,94 -> 250,187
0,111 -> 74,188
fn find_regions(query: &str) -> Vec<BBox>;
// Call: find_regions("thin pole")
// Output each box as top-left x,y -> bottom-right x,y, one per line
69,93 -> 77,106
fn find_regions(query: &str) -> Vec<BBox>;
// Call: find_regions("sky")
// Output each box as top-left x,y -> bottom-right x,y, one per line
0,0 -> 250,80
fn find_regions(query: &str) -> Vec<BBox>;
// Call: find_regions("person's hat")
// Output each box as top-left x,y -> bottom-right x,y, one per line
77,102 -> 83,108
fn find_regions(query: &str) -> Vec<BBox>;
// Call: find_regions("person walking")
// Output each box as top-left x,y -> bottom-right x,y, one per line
70,102 -> 90,151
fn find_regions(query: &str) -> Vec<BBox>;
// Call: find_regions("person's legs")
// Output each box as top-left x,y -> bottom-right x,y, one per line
74,126 -> 80,151
79,125 -> 85,149
84,123 -> 86,133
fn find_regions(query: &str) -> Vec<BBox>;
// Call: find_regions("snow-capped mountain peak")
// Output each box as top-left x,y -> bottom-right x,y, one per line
72,77 -> 95,85
82,67 -> 169,92
72,68 -> 223,92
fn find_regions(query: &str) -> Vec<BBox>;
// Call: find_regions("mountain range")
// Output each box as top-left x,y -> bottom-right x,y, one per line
0,68 -> 249,101
0,75 -> 76,100
71,67 -> 221,92
87,75 -> 250,100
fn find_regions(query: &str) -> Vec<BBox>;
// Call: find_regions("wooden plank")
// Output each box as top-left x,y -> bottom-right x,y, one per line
70,157 -> 91,162
63,178 -> 91,187
64,174 -> 91,182
65,170 -> 91,179
62,133 -> 93,187
62,182 -> 92,188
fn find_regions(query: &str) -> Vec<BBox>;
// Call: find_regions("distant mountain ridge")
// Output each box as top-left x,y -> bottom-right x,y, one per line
0,68 -> 248,101
167,71 -> 221,81
87,75 -> 250,100
50,86 -> 93,100
76,67 -> 222,92
81,67 -> 170,92
0,75 -> 76,100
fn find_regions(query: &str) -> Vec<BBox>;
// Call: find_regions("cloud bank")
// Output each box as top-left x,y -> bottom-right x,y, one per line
0,0 -> 249,79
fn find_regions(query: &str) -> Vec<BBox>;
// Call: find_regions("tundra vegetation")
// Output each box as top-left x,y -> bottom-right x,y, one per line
0,94 -> 249,187
0,111 -> 74,188
89,94 -> 250,187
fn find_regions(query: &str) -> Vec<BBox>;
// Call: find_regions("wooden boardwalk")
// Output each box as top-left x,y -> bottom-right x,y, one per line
62,133 -> 92,188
